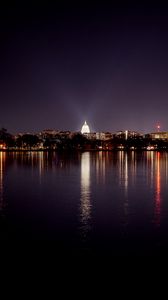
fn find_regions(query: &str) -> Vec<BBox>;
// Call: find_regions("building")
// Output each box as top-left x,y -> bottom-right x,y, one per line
149,132 -> 168,140
115,130 -> 142,139
96,132 -> 113,140
39,129 -> 60,138
81,121 -> 90,134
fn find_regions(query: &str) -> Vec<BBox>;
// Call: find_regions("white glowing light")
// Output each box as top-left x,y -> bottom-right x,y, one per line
125,130 -> 128,140
147,146 -> 155,150
81,121 -> 90,134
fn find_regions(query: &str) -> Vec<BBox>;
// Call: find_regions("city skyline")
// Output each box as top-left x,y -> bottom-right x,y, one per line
0,120 -> 167,136
1,3 -> 168,133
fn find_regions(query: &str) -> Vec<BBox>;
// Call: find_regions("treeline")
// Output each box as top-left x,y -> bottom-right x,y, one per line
1,128 -> 168,151
0,129 -> 89,150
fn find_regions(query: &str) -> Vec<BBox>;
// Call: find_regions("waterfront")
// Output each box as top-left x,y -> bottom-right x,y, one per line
0,151 -> 168,256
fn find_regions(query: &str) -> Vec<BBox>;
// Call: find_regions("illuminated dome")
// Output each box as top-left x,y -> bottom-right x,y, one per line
81,121 -> 90,134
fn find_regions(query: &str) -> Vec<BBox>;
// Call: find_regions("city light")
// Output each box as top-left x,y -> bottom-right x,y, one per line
156,124 -> 161,132
81,121 -> 90,134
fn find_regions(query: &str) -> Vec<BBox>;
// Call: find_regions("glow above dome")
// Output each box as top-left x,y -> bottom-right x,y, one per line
81,121 -> 90,134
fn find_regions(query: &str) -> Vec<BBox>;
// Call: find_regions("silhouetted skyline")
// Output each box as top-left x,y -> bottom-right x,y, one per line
1,2 -> 168,133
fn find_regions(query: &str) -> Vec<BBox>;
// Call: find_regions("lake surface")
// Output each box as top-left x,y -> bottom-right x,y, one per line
0,150 -> 168,256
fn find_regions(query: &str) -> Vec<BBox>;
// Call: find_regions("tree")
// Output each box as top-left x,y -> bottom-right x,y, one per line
16,134 -> 40,149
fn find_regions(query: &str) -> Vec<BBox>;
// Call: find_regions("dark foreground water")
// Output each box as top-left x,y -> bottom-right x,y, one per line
0,150 -> 168,256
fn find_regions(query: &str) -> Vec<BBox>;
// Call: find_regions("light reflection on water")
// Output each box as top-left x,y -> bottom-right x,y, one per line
95,151 -> 106,184
118,151 -> 129,193
0,152 -> 6,213
79,152 -> 91,242
0,150 -> 168,254
154,152 -> 161,227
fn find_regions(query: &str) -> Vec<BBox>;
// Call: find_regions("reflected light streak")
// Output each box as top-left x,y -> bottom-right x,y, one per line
150,151 -> 154,188
119,151 -> 124,187
154,152 -> 161,227
147,151 -> 154,188
123,152 -> 129,219
39,151 -> 44,182
80,152 -> 91,240
96,152 -> 106,184
118,152 -> 128,194
124,152 -> 128,195
131,151 -> 136,185
0,152 -> 6,212
118,151 -> 129,217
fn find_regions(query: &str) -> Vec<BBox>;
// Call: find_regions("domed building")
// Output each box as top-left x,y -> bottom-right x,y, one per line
81,121 -> 90,134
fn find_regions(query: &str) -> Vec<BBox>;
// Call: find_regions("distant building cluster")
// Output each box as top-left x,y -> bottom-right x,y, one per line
149,132 -> 168,140
1,121 -> 168,151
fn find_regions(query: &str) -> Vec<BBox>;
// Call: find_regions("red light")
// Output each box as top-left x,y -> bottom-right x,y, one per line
156,124 -> 161,132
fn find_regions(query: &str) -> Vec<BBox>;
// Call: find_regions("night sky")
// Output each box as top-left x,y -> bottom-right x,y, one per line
1,2 -> 168,134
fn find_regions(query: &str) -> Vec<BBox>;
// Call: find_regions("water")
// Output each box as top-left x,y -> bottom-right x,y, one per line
0,150 -> 168,256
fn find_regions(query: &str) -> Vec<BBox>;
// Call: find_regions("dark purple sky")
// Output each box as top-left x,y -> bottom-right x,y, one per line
1,2 -> 168,134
